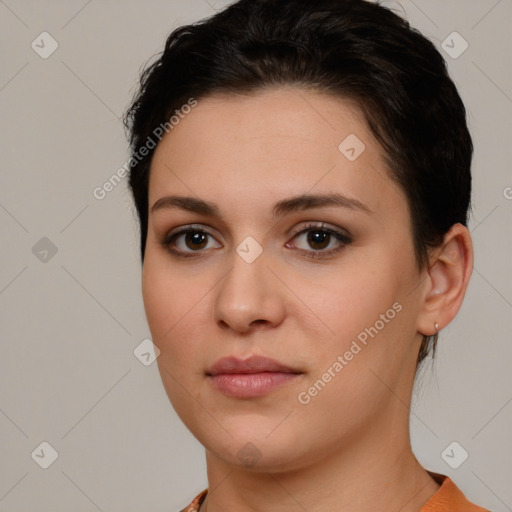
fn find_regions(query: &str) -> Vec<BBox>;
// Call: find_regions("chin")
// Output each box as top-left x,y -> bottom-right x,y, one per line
198,420 -> 318,473
208,439 -> 310,473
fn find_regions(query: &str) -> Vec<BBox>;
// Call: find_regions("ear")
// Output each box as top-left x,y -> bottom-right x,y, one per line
416,223 -> 474,336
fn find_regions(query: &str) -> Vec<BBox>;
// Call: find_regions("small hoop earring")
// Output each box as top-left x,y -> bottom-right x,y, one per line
434,322 -> 439,335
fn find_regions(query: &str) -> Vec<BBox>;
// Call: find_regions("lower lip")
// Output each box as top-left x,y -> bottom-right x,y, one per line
208,372 -> 300,398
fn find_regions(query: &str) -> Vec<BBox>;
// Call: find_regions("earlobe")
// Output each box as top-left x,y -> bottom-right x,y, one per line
417,223 -> 473,336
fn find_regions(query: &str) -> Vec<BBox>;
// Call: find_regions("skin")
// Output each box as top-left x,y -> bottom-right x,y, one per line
141,87 -> 473,512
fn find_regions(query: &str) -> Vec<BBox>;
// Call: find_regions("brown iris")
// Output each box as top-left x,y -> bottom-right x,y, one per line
185,231 -> 208,250
307,230 -> 330,250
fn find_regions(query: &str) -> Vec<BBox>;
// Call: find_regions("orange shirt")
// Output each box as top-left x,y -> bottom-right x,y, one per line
179,473 -> 490,512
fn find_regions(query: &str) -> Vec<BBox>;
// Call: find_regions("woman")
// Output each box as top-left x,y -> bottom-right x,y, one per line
123,0 -> 489,510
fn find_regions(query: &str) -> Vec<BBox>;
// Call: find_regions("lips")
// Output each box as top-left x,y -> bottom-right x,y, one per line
206,355 -> 303,398
207,355 -> 302,376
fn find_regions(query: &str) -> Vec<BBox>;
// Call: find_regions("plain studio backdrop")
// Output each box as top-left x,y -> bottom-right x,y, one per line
0,1 -> 511,511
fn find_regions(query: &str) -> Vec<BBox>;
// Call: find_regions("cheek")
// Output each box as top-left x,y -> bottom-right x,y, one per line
142,263 -> 219,434
142,259 -> 193,354
142,261 -> 176,341
142,257 -> 216,375
304,261 -> 399,340
298,246 -> 416,382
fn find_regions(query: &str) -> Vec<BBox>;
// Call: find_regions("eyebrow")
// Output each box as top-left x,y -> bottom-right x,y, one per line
150,192 -> 373,218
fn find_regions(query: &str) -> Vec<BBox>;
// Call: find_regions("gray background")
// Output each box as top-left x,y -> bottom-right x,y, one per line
0,0 -> 511,511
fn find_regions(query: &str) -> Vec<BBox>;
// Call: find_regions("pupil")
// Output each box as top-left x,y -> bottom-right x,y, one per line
308,230 -> 329,249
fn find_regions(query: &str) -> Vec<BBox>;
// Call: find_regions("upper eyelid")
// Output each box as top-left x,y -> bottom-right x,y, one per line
290,222 -> 348,235
167,221 -> 347,238
167,223 -> 220,238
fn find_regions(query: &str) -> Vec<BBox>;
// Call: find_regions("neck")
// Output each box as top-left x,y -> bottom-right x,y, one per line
201,409 -> 439,512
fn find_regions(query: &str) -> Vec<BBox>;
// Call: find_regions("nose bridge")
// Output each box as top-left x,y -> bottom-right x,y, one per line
213,242 -> 284,331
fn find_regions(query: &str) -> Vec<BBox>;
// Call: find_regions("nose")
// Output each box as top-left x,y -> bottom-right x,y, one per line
213,248 -> 286,334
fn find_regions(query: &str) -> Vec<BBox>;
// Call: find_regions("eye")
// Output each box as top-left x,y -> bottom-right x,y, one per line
286,223 -> 352,258
162,225 -> 221,257
161,222 -> 352,259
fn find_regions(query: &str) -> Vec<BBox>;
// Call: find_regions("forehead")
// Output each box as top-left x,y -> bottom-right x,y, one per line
152,87 -> 369,162
148,87 -> 403,215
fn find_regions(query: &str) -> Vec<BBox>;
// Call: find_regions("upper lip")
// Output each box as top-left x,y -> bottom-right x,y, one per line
207,355 -> 302,376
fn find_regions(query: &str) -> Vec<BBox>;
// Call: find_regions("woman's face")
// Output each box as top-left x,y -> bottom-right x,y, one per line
142,87 -> 427,471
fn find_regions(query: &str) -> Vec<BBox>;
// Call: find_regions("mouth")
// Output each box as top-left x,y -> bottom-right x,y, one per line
206,355 -> 304,398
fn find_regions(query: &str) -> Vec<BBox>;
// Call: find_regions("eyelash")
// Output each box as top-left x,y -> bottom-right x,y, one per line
160,222 -> 352,259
